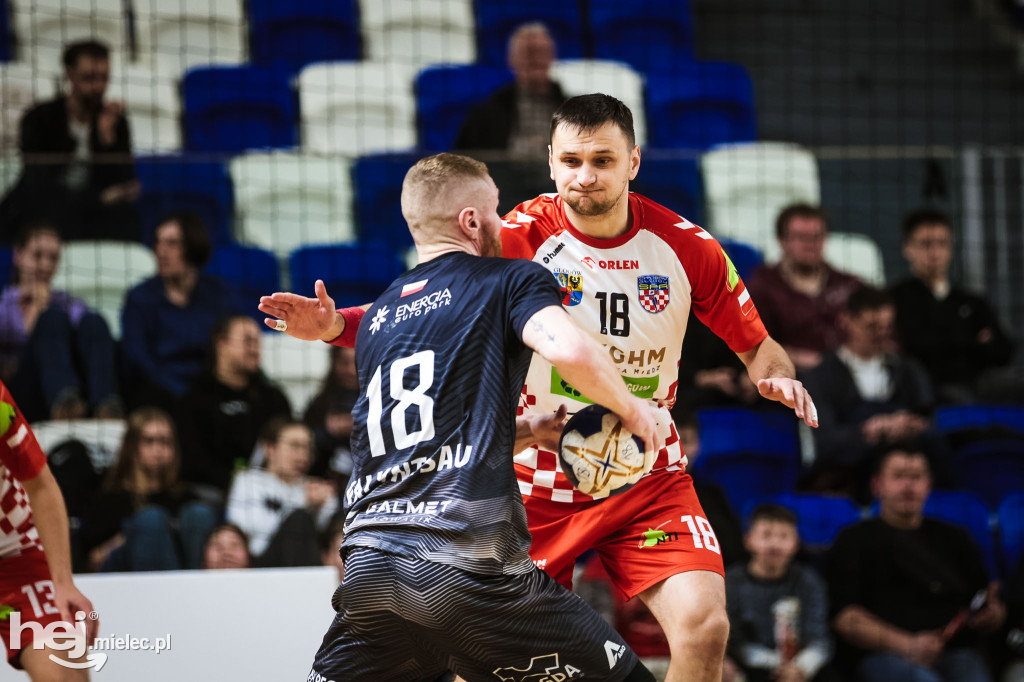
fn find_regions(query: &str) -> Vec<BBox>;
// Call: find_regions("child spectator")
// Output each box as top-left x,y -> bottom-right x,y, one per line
226,419 -> 338,567
726,504 -> 841,682
0,222 -> 120,421
83,407 -> 218,571
201,523 -> 252,570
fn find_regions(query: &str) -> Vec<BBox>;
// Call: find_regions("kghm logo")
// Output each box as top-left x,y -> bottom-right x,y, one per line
639,527 -> 679,548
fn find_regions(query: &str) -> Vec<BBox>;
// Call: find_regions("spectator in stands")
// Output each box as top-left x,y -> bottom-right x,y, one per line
0,221 -> 121,421
304,345 -> 358,488
321,518 -> 345,583
226,419 -> 338,568
121,211 -> 236,410
726,504 -> 841,682
179,314 -> 291,504
0,40 -> 139,242
747,204 -> 862,371
201,523 -> 252,570
674,311 -> 760,412
454,22 -> 567,157
801,286 -> 946,500
826,444 -> 1005,682
891,208 -> 1014,403
83,407 -> 218,572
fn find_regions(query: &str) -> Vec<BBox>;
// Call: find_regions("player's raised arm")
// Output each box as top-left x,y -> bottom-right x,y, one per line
521,305 -> 663,455
737,336 -> 819,427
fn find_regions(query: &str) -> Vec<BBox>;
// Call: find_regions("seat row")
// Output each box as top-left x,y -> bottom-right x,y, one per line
0,56 -> 756,156
2,0 -> 697,78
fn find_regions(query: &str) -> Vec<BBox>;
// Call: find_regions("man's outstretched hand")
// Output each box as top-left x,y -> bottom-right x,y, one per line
258,279 -> 344,341
757,377 -> 819,428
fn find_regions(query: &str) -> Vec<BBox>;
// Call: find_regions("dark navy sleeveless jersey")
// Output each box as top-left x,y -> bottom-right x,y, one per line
342,251 -> 562,575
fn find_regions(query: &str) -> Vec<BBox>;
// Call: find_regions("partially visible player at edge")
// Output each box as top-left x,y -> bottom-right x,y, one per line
0,379 -> 98,680
262,153 -> 663,680
262,96 -> 818,682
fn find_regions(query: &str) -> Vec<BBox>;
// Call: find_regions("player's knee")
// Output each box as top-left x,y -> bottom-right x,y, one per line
692,607 -> 730,655
668,604 -> 729,656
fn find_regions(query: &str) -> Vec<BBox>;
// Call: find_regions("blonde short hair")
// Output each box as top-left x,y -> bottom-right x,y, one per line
400,153 -> 491,237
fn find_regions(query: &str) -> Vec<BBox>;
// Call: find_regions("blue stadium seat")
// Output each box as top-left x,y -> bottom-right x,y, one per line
0,247 -> 11,286
692,453 -> 800,519
934,404 -> 1024,435
645,61 -> 757,150
719,238 -> 764,283
182,65 -> 297,154
742,493 -> 861,548
0,0 -> 10,62
205,245 -> 281,326
416,64 -> 514,151
289,242 -> 406,309
249,0 -> 361,74
135,156 -> 235,247
999,493 -> 1024,575
954,439 -> 1024,508
589,0 -> 694,75
352,152 -> 429,251
697,407 -> 799,459
629,157 -> 704,225
474,0 -> 584,68
922,490 -> 998,578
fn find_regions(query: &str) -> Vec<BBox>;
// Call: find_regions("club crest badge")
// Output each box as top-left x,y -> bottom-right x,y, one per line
554,270 -> 583,307
637,275 -> 670,313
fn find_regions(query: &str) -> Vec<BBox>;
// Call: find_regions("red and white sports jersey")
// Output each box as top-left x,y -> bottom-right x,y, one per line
0,382 -> 45,558
502,192 -> 768,503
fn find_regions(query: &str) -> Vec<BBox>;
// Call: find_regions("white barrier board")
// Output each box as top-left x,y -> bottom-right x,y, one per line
11,566 -> 339,681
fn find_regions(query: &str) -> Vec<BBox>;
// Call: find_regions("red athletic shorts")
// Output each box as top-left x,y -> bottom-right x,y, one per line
0,548 -> 61,669
524,470 -> 724,601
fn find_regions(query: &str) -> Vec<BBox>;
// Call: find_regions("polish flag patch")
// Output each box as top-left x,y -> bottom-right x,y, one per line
401,280 -> 428,297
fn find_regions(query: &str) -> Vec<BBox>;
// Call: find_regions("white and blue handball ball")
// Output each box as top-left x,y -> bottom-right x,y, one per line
557,404 -> 655,498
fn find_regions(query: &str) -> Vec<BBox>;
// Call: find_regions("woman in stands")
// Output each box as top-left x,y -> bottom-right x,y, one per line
0,221 -> 121,421
226,418 -> 338,567
82,407 -> 217,571
120,210 -> 236,410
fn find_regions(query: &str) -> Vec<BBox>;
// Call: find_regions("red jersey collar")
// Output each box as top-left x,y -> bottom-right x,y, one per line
556,192 -> 644,249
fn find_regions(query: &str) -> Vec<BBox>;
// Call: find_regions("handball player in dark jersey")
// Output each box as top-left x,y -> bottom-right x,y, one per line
261,153 -> 663,682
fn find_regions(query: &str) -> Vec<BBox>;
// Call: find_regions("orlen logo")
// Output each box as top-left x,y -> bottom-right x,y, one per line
595,259 -> 639,270
581,256 -> 597,270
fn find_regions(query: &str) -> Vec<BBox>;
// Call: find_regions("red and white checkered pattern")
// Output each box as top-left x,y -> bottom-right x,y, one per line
0,467 -> 41,558
514,419 -> 685,503
639,288 -> 670,313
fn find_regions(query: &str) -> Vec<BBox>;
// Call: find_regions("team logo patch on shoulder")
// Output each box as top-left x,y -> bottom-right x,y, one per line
637,275 -> 670,313
553,269 -> 583,307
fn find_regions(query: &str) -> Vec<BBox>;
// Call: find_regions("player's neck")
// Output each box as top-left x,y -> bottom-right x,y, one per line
564,200 -> 632,240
